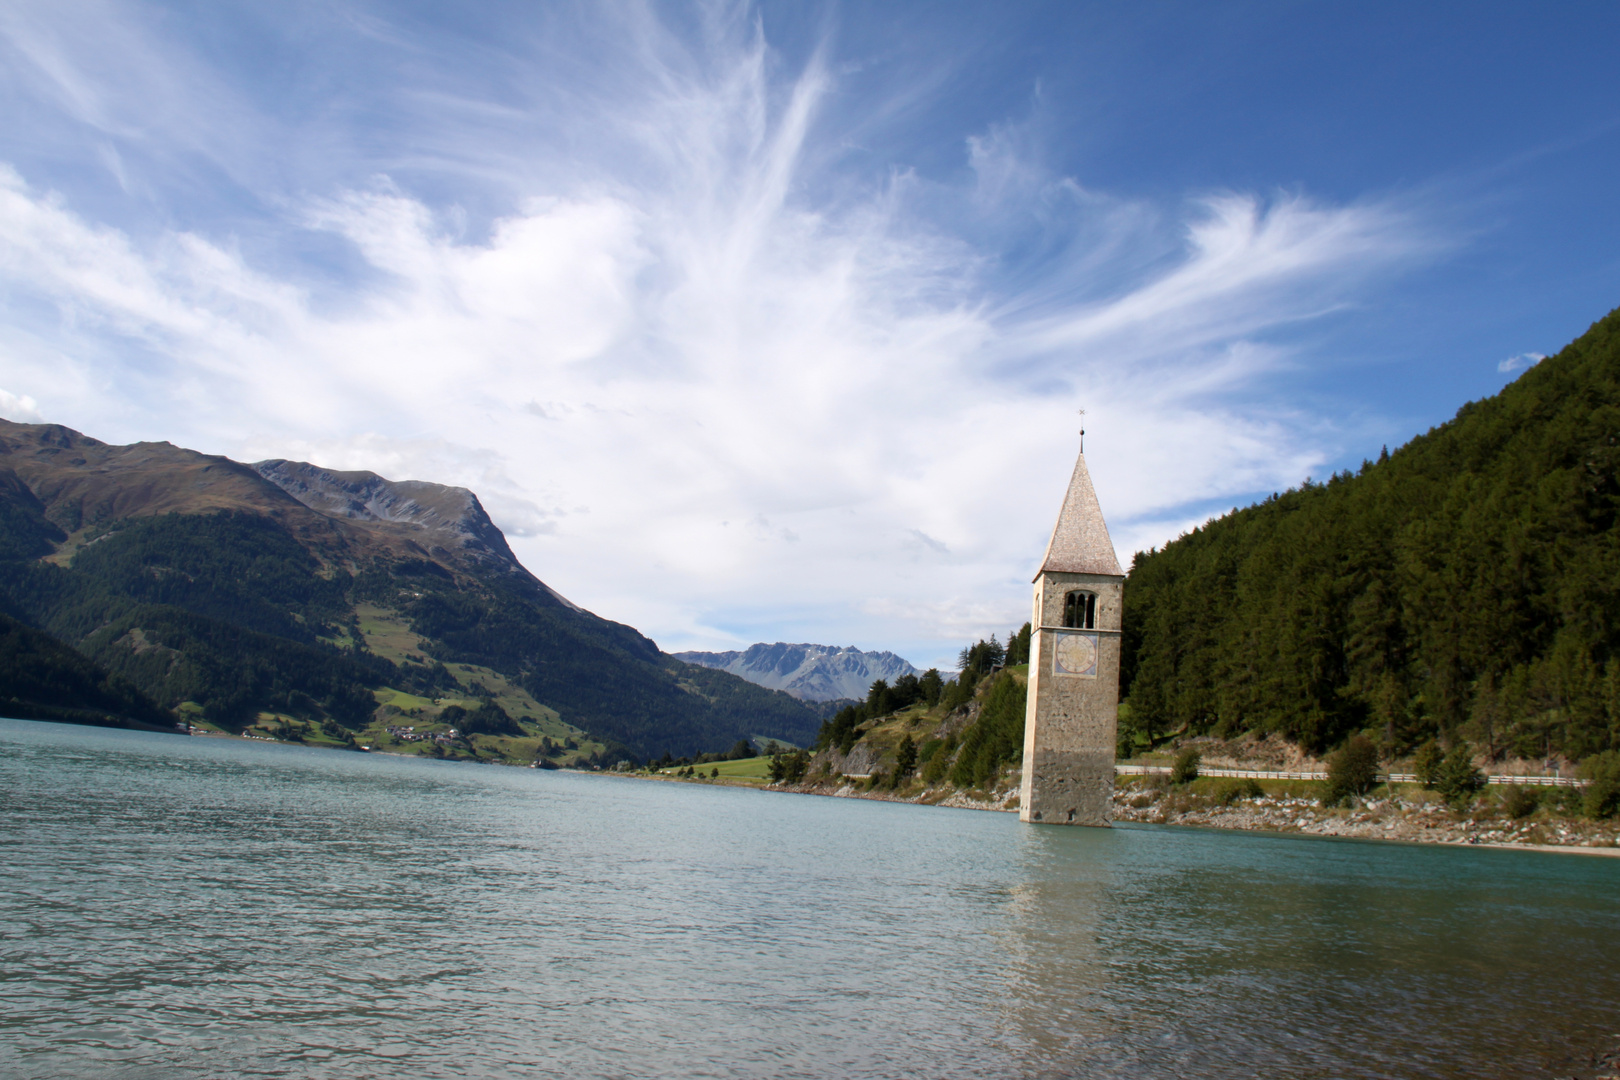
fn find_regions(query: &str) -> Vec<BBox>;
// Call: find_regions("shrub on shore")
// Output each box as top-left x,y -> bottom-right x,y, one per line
1324,734 -> 1380,803
1435,743 -> 1486,806
1214,777 -> 1262,806
1412,741 -> 1444,788
1499,785 -> 1539,820
768,748 -> 810,784
1169,748 -> 1201,785
1583,751 -> 1620,819
891,735 -> 918,788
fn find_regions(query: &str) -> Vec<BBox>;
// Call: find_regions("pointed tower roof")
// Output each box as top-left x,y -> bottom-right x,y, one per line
1035,447 -> 1124,580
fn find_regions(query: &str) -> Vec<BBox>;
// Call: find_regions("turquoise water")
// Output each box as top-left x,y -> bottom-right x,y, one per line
2,717 -> 1617,1079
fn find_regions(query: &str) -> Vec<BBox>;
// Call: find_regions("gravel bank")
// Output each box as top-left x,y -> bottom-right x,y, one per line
1111,785 -> 1620,855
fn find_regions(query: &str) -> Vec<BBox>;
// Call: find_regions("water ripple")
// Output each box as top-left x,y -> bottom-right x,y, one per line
2,718 -> 1618,1079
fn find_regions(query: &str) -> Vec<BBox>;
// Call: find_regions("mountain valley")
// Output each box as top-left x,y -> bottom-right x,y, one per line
0,421 -> 818,761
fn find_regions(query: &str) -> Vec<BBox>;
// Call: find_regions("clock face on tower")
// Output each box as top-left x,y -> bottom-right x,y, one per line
1053,631 -> 1099,678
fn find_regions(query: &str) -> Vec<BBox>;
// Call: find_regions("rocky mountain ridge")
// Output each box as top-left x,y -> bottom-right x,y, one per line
673,642 -> 919,702
0,422 -> 508,581
253,459 -> 579,609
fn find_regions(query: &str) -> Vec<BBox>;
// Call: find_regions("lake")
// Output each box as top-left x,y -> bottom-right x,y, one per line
2,717 -> 1617,1079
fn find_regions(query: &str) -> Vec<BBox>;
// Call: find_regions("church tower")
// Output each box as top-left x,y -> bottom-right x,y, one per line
1019,438 -> 1124,827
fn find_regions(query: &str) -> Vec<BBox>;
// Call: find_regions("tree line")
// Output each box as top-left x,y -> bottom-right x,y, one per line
1121,306 -> 1620,767
804,624 -> 1035,789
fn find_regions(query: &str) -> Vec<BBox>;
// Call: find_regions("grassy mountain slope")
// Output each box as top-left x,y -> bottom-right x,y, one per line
0,421 -> 817,758
1122,305 -> 1620,763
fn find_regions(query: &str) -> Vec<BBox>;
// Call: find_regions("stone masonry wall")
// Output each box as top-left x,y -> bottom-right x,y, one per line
1020,570 -> 1124,827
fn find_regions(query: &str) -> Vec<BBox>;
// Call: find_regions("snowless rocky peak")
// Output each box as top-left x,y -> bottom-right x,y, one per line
254,460 -> 519,565
673,643 -> 920,703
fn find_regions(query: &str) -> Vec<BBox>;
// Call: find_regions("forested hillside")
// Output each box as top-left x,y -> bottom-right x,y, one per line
0,422 -> 817,758
1122,306 -> 1620,765
0,611 -> 175,732
741,627 -> 1034,799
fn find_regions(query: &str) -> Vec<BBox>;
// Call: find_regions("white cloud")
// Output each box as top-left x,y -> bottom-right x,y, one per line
0,387 -> 43,423
1002,193 -> 1424,375
1498,351 -> 1544,374
0,3 -> 1438,665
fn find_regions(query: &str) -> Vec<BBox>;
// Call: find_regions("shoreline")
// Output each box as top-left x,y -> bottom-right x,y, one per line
1109,776 -> 1620,854
1111,803 -> 1620,858
626,768 -> 1620,857
186,729 -> 1620,858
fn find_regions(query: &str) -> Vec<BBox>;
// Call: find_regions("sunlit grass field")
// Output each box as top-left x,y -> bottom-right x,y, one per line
661,755 -> 774,784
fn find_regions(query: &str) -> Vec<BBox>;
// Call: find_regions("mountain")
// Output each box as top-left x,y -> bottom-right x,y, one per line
0,420 -> 818,758
673,642 -> 920,702
252,459 -> 567,593
1121,305 -> 1620,766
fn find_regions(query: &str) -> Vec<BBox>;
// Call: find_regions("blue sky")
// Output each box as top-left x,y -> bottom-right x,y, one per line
1,1 -> 1617,669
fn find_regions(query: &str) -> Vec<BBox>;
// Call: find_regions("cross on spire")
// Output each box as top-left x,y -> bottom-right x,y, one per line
1078,408 -> 1085,452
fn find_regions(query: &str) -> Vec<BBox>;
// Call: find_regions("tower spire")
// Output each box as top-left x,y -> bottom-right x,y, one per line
1034,435 -> 1122,581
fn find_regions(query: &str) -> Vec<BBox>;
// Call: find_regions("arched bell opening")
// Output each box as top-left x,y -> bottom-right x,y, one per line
1062,590 -> 1096,630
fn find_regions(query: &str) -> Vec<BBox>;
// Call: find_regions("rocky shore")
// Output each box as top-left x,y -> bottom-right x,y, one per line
752,771 -> 1620,855
759,769 -> 1020,813
1110,782 -> 1620,854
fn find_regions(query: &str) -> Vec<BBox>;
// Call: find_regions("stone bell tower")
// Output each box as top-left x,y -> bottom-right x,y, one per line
1019,436 -> 1125,827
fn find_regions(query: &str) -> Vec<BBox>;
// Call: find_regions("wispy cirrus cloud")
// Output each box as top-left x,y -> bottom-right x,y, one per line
0,0 -> 1440,668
